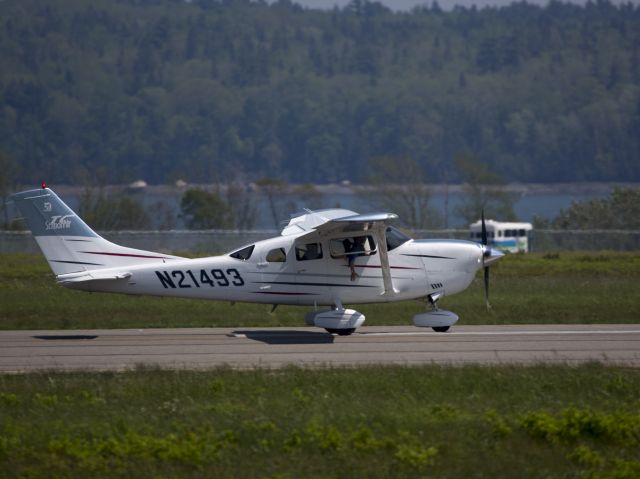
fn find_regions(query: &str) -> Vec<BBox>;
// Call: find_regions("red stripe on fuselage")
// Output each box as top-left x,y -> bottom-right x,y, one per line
348,264 -> 421,270
252,291 -> 317,295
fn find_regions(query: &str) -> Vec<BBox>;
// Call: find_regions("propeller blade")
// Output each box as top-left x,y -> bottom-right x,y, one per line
484,265 -> 491,310
481,210 -> 487,247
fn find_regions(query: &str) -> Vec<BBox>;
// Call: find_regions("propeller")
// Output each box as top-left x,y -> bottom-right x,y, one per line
481,211 -> 491,310
479,211 -> 505,310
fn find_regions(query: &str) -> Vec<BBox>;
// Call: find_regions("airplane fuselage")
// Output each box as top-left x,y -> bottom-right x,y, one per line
59,233 -> 484,307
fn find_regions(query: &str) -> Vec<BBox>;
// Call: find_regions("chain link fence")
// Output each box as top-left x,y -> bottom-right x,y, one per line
1,229 -> 639,255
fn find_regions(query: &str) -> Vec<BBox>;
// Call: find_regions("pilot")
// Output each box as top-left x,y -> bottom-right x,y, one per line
345,236 -> 367,281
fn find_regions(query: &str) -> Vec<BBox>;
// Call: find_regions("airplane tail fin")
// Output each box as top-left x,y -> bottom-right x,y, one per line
10,187 -> 182,276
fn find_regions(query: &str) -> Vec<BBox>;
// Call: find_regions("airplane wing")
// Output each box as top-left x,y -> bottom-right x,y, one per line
56,271 -> 132,285
289,210 -> 399,295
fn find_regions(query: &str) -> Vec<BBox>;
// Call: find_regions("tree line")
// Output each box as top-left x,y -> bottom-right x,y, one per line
5,177 -> 637,232
1,0 -> 639,187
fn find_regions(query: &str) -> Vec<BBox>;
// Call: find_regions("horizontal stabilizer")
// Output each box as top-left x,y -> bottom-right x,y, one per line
57,271 -> 131,285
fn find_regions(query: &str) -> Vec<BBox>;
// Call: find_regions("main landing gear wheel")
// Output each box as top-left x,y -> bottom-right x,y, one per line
325,328 -> 356,336
432,326 -> 450,333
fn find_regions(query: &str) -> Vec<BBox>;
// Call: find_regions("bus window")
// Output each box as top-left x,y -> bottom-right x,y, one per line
518,229 -> 526,237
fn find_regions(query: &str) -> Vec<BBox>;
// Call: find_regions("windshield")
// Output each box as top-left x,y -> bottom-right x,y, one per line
229,244 -> 254,260
386,226 -> 411,251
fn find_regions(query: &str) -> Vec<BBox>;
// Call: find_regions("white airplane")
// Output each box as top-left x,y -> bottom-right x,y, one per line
11,186 -> 503,335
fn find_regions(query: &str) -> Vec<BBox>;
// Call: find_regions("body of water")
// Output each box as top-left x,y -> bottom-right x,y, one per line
7,184 -> 623,230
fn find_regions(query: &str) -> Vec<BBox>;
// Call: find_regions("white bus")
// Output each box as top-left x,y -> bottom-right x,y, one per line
469,219 -> 533,253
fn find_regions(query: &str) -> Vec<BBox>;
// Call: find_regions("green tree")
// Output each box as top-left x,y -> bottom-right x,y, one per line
294,183 -> 325,210
552,187 -> 640,230
454,153 -> 517,225
255,178 -> 291,229
180,188 -> 233,230
366,156 -> 442,229
226,182 -> 257,230
0,151 -> 19,229
79,189 -> 151,230
1,0 -> 640,185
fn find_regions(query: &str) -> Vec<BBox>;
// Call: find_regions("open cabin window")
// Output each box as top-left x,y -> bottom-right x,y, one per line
229,244 -> 254,260
266,247 -> 287,262
295,242 -> 323,261
329,235 -> 377,259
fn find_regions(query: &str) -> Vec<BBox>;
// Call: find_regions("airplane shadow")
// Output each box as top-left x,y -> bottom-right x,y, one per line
232,330 -> 335,345
33,335 -> 98,340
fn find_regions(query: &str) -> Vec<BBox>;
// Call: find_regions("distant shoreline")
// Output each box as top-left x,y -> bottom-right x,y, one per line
23,182 -> 638,197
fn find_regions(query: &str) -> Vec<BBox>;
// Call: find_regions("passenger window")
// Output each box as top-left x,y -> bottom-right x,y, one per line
229,244 -> 254,260
518,229 -> 526,237
296,242 -> 323,261
329,235 -> 377,258
266,248 -> 286,262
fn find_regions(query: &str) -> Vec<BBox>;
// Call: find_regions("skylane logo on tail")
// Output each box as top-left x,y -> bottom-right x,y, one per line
45,215 -> 73,230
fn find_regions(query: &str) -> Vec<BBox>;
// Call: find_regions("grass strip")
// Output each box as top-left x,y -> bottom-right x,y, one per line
1,252 -> 639,330
0,364 -> 639,478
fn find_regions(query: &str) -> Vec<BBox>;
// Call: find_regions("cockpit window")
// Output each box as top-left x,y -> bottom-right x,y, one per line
386,226 -> 411,251
229,244 -> 255,260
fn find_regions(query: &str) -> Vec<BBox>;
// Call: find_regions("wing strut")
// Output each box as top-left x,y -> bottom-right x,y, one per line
373,224 -> 396,296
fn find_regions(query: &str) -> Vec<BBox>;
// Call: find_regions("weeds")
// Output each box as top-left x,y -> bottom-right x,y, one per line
0,365 -> 639,477
520,408 -> 640,446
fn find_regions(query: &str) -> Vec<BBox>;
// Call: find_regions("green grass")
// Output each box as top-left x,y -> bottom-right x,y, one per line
2,253 -> 639,476
1,252 -> 639,330
0,365 -> 639,478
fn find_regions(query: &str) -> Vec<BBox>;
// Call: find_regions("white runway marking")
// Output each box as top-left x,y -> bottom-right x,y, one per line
360,330 -> 640,337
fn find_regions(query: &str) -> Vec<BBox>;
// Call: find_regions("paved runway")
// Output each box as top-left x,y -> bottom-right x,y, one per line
1,324 -> 639,372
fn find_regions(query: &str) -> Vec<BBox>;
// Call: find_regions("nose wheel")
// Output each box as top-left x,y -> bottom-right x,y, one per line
413,292 -> 459,331
432,326 -> 450,333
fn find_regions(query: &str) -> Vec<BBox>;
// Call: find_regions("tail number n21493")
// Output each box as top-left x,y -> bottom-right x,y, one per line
155,269 -> 244,289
